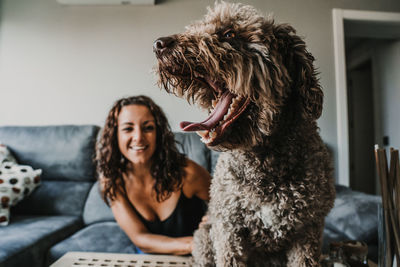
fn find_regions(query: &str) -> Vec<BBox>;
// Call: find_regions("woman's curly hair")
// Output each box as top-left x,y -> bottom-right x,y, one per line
96,95 -> 187,204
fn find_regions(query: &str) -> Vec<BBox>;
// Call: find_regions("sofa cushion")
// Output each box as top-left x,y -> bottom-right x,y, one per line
47,222 -> 139,265
0,125 -> 100,182
0,215 -> 82,267
12,181 -> 93,216
83,181 -> 114,225
174,132 -> 211,172
325,185 -> 381,242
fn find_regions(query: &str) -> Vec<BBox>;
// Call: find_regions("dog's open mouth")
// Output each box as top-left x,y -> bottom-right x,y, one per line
155,50 -> 251,145
180,76 -> 251,145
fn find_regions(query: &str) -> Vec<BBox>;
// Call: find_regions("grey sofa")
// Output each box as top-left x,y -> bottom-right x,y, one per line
0,125 -> 381,267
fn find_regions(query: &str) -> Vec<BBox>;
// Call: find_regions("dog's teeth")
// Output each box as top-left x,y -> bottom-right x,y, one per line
230,100 -> 237,109
209,130 -> 217,139
200,137 -> 211,144
196,130 -> 208,139
224,97 -> 240,119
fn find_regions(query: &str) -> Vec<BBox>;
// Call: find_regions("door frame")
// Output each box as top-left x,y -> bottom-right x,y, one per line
332,9 -> 400,186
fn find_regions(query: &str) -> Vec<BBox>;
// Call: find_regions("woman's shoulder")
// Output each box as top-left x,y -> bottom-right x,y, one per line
183,159 -> 205,180
182,159 -> 211,201
99,176 -> 126,201
99,176 -> 122,189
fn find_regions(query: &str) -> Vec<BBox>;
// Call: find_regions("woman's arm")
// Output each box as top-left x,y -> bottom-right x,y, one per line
109,188 -> 193,255
182,159 -> 212,201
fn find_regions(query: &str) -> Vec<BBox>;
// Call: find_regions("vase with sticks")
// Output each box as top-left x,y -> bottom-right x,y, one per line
374,145 -> 400,267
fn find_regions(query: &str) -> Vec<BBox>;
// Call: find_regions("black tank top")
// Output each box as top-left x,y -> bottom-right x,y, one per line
127,191 -> 207,237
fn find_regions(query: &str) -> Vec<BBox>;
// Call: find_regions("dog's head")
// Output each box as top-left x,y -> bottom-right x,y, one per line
154,1 -> 323,150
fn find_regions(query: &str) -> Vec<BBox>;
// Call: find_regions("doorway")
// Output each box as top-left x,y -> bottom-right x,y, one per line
333,9 -> 400,192
347,59 -> 375,194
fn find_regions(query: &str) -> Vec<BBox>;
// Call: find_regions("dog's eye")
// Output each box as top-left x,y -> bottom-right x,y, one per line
223,30 -> 236,39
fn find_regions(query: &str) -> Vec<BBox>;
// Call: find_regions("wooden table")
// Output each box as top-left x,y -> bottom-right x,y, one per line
50,251 -> 192,267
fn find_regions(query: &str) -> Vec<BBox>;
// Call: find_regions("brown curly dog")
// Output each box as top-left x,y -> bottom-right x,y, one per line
153,2 -> 335,266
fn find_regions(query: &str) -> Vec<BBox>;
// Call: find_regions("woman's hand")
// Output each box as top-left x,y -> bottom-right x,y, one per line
174,236 -> 193,255
199,215 -> 208,228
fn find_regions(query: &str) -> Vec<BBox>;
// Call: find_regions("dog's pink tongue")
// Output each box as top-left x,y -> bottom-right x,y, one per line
180,91 -> 234,131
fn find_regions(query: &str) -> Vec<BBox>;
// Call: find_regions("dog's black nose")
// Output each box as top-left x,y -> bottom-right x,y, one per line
153,36 -> 175,53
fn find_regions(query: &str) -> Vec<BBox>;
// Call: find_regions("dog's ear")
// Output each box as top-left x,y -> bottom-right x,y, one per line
273,24 -> 323,120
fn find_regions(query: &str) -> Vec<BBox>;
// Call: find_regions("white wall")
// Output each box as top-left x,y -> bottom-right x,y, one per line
0,0 -> 210,128
1,0 -> 400,180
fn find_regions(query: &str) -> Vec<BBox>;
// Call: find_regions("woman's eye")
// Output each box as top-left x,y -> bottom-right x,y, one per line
122,127 -> 133,132
223,30 -> 236,39
145,126 -> 155,131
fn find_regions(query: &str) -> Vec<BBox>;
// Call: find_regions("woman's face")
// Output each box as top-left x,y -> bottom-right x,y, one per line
117,104 -> 157,167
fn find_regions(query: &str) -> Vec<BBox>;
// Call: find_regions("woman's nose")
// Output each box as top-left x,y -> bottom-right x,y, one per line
132,128 -> 143,141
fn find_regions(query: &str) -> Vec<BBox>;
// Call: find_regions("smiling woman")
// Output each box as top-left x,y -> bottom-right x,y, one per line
95,95 -> 211,255
117,105 -> 157,168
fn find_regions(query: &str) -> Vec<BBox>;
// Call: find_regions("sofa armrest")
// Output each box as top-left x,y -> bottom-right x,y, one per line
324,185 -> 381,260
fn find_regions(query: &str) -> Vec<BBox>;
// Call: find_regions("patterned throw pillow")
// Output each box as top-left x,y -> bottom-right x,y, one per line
0,144 -> 42,226
0,143 -> 17,164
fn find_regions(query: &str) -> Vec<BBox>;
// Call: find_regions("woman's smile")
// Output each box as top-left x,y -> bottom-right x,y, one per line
129,145 -> 149,151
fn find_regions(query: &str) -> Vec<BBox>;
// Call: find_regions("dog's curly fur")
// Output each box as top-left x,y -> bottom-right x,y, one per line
154,2 -> 335,266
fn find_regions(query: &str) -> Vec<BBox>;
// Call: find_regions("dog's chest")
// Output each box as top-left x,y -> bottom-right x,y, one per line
210,151 -> 281,229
